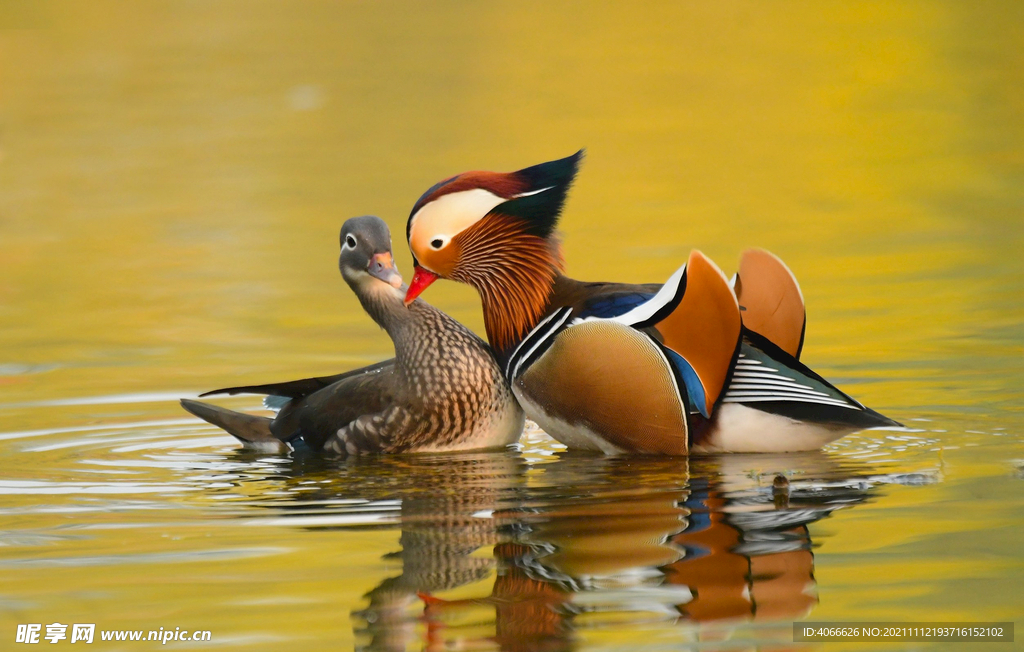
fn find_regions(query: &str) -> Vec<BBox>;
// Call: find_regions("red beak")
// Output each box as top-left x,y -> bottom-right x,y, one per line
404,266 -> 439,306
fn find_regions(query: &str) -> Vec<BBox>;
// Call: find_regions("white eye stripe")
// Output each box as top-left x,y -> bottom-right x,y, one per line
513,185 -> 554,198
343,234 -> 357,250
409,188 -> 505,246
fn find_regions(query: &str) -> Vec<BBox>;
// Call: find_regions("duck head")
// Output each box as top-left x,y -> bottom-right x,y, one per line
339,215 -> 403,292
404,151 -> 583,350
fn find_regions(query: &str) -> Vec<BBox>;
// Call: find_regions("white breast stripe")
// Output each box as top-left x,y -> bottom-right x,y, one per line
506,309 -> 567,377
509,308 -> 574,381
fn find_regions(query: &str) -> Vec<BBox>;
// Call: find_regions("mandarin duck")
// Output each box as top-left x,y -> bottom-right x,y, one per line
402,152 -> 901,454
181,215 -> 524,455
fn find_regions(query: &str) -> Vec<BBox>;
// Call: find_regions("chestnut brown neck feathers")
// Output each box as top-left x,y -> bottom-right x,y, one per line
451,213 -> 564,354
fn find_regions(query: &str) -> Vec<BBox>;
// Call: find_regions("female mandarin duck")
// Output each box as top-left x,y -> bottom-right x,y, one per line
181,215 -> 524,455
402,152 -> 901,454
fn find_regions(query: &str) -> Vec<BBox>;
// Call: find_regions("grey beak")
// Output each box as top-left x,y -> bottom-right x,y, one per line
367,252 -> 403,288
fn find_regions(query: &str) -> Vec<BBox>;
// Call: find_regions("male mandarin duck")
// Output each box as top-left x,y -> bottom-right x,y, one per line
402,151 -> 901,454
181,215 -> 524,455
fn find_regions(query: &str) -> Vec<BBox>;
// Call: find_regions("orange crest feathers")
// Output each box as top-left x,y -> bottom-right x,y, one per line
453,214 -> 564,353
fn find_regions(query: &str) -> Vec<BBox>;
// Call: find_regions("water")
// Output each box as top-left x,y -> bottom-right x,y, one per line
1,2 -> 1022,650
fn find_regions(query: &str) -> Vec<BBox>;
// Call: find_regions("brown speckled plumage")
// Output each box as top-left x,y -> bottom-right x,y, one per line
322,287 -> 521,456
182,215 -> 523,456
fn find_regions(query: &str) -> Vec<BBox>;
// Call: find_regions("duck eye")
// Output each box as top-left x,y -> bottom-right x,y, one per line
430,238 -> 444,249
345,235 -> 357,249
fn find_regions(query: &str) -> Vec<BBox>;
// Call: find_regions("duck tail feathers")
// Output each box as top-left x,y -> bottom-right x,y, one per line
180,399 -> 288,453
199,359 -> 397,400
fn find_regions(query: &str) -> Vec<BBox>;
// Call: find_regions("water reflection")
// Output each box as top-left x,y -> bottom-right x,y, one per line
215,448 -> 921,650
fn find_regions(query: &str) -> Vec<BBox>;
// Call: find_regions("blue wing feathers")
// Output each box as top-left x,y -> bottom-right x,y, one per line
581,293 -> 656,319
664,349 -> 709,418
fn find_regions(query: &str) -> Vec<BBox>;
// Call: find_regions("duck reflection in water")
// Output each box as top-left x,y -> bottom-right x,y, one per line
235,449 -> 898,651
404,453 -> 862,651
351,453 -> 527,651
